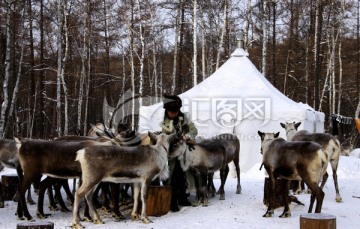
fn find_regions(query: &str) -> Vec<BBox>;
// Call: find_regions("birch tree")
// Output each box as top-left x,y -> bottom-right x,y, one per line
138,0 -> 145,108
0,0 -> 15,138
193,0 -> 197,86
261,0 -> 268,76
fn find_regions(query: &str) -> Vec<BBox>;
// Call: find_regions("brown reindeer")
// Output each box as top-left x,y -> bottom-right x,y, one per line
72,132 -> 177,228
17,139 -> 115,221
258,131 -> 327,217
280,122 -> 342,202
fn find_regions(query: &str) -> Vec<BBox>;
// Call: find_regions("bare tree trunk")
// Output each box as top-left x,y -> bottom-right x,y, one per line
5,8 -> 26,137
193,0 -> 197,86
138,0 -> 144,107
61,0 -> 69,135
216,0 -> 227,70
82,1 -> 92,135
262,0 -> 268,76
56,0 -> 64,137
0,1 -> 14,138
199,1 -> 206,81
315,0 -> 323,110
244,0 -> 251,52
172,0 -> 182,94
149,4 -> 158,101
129,1 -> 136,130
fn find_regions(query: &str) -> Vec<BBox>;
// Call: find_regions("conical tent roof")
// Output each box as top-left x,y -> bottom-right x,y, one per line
138,48 -> 324,172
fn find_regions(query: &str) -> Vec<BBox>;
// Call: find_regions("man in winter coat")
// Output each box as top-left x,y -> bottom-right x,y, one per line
161,94 -> 198,212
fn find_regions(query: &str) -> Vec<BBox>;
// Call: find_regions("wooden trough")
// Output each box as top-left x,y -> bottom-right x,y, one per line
300,213 -> 336,229
146,185 -> 172,217
16,221 -> 54,229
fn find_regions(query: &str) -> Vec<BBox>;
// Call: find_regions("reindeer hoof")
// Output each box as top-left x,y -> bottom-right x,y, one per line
84,216 -> 93,222
28,200 -> 36,205
131,214 -> 140,221
112,212 -> 126,221
263,212 -> 273,217
49,205 -> 59,211
93,219 -> 104,224
219,195 -> 225,200
336,196 -> 342,203
72,223 -> 84,229
36,212 -> 51,219
141,217 -> 152,224
279,212 -> 291,218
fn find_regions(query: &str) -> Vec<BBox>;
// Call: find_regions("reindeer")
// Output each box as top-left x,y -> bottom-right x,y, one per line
258,131 -> 327,217
280,122 -> 342,202
169,134 -> 240,206
0,139 -> 37,205
17,139 -> 116,221
72,132 -> 177,228
211,134 -> 241,195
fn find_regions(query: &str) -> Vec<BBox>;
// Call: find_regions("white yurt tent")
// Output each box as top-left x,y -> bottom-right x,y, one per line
138,48 -> 325,173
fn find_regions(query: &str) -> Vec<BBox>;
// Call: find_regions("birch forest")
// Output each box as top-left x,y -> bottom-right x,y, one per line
0,0 -> 359,139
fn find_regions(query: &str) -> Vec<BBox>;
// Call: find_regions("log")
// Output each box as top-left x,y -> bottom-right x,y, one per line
1,174 -> 19,201
16,221 -> 54,229
146,185 -> 172,217
263,178 -> 303,208
300,213 -> 336,229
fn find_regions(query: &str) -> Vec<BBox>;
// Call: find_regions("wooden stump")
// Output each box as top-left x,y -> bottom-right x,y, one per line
300,213 -> 336,229
1,174 -> 19,201
16,221 -> 54,229
146,185 -> 172,217
263,178 -> 303,208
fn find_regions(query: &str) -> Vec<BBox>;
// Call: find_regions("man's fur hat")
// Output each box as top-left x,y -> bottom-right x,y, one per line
163,94 -> 182,112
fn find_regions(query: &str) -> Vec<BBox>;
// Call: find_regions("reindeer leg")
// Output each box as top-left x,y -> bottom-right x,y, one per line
140,180 -> 152,224
100,182 -> 112,212
319,172 -> 328,190
218,166 -> 228,200
73,180 -> 99,228
234,161 -> 241,194
330,157 -> 342,202
62,179 -> 74,204
109,183 -> 125,220
279,179 -> 291,218
17,174 -> 37,221
131,183 -> 141,221
201,172 -> 209,206
207,173 -> 216,197
47,183 -> 58,212
85,183 -> 103,225
193,170 -> 202,206
36,177 -> 54,219
263,174 -> 275,217
54,180 -> 71,212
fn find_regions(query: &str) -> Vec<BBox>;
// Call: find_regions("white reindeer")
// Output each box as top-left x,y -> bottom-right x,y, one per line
280,122 -> 342,202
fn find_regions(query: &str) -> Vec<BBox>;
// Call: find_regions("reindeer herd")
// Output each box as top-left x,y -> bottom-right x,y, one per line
0,121 -> 343,228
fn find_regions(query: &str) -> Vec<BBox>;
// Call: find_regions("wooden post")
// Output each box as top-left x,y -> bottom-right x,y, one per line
146,185 -> 172,216
300,213 -> 336,229
1,174 -> 19,201
16,221 -> 54,229
0,181 -> 4,208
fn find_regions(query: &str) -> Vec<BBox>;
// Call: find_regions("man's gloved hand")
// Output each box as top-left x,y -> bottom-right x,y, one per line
185,138 -> 196,151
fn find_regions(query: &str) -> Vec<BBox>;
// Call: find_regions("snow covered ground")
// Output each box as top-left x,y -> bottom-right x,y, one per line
1,152 -> 360,229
